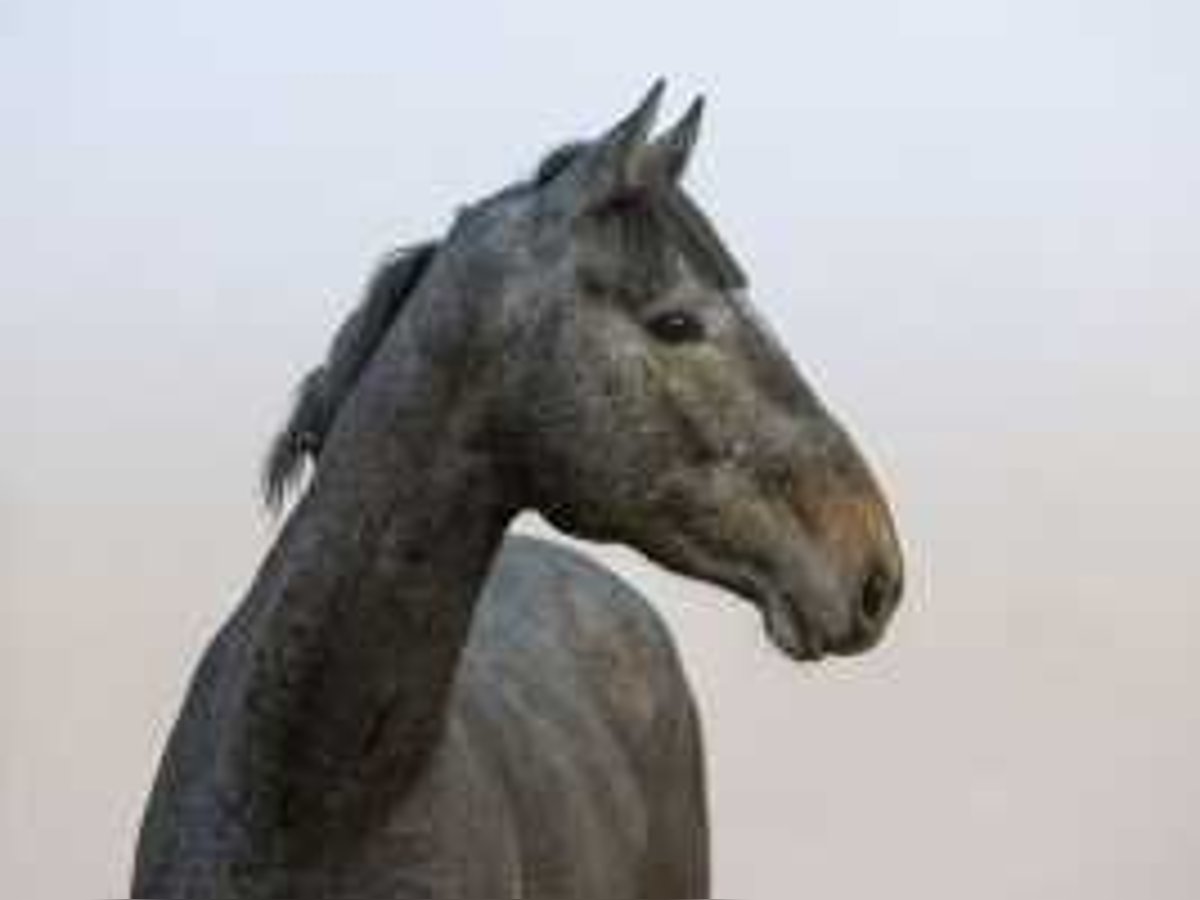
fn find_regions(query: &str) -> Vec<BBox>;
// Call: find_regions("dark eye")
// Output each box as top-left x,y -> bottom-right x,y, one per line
646,310 -> 706,344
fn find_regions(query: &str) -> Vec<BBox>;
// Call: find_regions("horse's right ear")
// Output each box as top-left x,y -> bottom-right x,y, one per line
639,95 -> 705,185
552,80 -> 665,214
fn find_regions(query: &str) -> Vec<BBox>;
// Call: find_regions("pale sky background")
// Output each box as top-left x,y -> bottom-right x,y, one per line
3,1 -> 1199,898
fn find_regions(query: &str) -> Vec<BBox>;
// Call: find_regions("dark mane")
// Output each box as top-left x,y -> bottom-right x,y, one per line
262,242 -> 438,510
260,148 -> 576,511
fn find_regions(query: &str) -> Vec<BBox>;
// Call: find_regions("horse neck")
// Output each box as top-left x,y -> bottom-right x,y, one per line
216,300 -> 514,841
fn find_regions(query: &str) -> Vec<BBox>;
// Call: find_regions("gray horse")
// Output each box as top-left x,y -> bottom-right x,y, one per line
132,83 -> 904,899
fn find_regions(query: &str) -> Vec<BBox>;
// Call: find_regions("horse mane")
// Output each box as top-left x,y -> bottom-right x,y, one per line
259,149 -> 570,513
262,241 -> 439,511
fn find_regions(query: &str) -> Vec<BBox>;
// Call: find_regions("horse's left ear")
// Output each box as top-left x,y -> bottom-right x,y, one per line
640,96 -> 705,185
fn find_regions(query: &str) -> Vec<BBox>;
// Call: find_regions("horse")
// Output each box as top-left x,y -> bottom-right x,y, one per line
132,81 -> 903,899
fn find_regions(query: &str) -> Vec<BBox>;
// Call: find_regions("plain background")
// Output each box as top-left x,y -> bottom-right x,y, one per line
4,2 -> 1198,897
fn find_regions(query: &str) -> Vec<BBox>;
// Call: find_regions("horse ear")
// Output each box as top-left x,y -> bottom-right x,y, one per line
558,80 -> 665,211
640,95 -> 705,185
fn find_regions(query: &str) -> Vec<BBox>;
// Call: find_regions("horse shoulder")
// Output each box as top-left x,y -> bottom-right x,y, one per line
444,534 -> 707,898
472,534 -> 695,747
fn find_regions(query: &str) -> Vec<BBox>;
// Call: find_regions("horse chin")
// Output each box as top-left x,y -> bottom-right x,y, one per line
760,590 -> 827,663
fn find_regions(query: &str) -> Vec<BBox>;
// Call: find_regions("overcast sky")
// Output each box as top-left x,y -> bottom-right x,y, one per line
3,2 -> 1199,898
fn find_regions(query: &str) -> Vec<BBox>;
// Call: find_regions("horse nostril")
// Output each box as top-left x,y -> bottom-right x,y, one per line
858,566 -> 898,629
827,564 -> 902,656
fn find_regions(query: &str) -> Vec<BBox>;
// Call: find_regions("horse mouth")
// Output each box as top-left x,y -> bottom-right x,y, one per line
712,560 -> 827,661
647,530 -> 830,662
692,561 -> 827,661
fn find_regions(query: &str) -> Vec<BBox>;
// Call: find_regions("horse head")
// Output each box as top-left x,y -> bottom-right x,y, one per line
271,81 -> 904,661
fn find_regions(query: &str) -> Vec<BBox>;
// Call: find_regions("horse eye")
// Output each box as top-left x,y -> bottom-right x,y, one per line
646,310 -> 706,344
